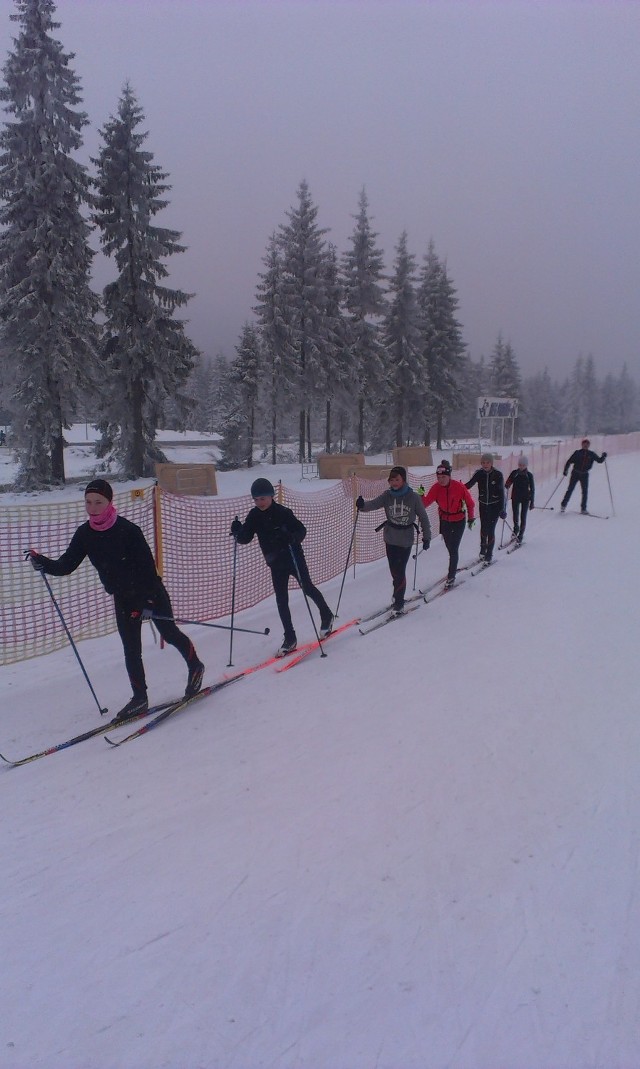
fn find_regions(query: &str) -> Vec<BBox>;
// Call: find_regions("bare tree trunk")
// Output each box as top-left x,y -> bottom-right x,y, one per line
358,396 -> 365,453
325,399 -> 331,454
247,405 -> 254,468
50,395 -> 66,484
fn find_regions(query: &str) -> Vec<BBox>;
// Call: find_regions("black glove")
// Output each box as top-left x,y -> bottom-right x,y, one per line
285,530 -> 302,546
29,551 -> 45,572
230,518 -> 242,537
563,469 -> 569,477
467,518 -> 475,530
422,537 -> 430,551
499,511 -> 507,520
529,503 -> 534,510
355,495 -> 365,510
601,452 -> 607,460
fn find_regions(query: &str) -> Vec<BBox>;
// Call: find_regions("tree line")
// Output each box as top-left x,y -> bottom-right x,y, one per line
1,1 -> 637,489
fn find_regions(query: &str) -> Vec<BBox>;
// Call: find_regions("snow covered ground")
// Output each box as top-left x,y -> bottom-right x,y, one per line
1,452 -> 638,1068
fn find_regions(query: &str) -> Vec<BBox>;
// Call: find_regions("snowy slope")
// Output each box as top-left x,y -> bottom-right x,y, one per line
1,455 -> 638,1069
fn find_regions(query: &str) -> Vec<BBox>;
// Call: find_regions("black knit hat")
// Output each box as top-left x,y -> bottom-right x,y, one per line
250,477 -> 275,498
84,478 -> 113,502
388,465 -> 407,482
436,460 -> 452,475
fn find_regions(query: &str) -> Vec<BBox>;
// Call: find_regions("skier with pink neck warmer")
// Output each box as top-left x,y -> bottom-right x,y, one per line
29,479 -> 204,720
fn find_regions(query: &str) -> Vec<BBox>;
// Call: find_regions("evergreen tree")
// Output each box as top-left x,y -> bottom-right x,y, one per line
521,367 -> 560,435
187,353 -> 217,433
235,322 -> 261,467
0,0 -> 99,488
566,356 -> 586,436
92,83 -> 197,477
488,335 -> 522,443
254,232 -> 293,464
381,231 -> 423,447
417,240 -> 466,449
319,242 -> 352,453
278,180 -> 329,461
341,188 -> 387,452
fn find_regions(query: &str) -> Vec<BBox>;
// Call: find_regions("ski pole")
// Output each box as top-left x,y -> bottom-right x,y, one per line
228,521 -> 239,667
543,474 -> 565,509
142,612 -> 269,637
25,552 -> 108,716
604,459 -> 616,517
412,525 -> 420,590
288,544 -> 326,658
334,509 -> 359,619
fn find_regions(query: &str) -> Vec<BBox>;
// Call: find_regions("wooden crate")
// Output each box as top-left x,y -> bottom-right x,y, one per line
392,445 -> 433,466
317,452 -> 365,478
155,463 -> 218,496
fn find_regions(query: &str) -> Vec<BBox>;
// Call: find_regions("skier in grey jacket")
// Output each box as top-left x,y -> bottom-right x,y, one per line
356,466 -> 431,613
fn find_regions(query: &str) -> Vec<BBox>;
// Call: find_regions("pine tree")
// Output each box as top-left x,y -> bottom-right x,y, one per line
278,180 -> 330,461
254,232 -> 293,464
0,0 -> 99,488
417,240 -> 466,449
488,335 -> 522,444
341,188 -> 387,452
381,231 -> 423,448
319,242 -> 352,453
235,322 -> 261,467
92,83 -> 197,477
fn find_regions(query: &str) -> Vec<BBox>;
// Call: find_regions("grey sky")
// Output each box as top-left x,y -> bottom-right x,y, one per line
1,0 -> 639,377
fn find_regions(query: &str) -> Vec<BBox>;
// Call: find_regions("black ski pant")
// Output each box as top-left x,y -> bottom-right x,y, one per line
439,519 -> 466,580
479,504 -> 501,561
115,581 -> 197,699
271,548 -> 331,643
511,499 -> 530,539
385,542 -> 412,608
561,471 -> 589,511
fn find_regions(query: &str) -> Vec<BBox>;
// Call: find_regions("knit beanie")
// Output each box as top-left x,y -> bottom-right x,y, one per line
84,478 -> 113,502
481,452 -> 493,463
436,460 -> 452,475
518,455 -> 528,467
250,477 -> 275,498
388,466 -> 407,482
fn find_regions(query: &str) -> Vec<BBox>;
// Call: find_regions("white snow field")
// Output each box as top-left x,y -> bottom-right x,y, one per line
1,453 -> 638,1069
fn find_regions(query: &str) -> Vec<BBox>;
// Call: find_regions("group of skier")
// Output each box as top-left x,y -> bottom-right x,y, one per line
27,440 -> 607,720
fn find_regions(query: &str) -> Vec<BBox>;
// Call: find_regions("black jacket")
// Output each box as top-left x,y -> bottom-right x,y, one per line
505,468 -> 535,505
235,501 -> 306,569
465,467 -> 505,509
34,516 -> 160,602
563,449 -> 605,476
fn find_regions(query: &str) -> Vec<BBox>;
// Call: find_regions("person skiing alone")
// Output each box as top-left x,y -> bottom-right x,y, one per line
230,478 -> 334,656
356,466 -> 431,612
29,479 -> 204,719
560,439 -> 607,513
421,460 -> 475,587
465,453 -> 506,563
505,456 -> 535,544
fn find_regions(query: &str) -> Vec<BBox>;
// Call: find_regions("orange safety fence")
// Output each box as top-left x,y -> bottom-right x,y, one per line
2,432 -> 638,665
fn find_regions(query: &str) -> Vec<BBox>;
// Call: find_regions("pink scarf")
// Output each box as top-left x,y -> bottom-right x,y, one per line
89,502 -> 118,531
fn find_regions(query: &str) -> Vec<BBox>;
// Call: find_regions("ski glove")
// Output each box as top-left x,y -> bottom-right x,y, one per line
467,519 -> 475,530
601,452 -> 607,460
563,469 -> 569,477
230,518 -> 242,537
529,503 -> 534,510
499,511 -> 507,520
422,537 -> 430,551
29,551 -> 45,572
355,495 -> 365,510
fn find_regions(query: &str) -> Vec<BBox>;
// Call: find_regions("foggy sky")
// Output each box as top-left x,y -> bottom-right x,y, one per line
1,0 -> 638,378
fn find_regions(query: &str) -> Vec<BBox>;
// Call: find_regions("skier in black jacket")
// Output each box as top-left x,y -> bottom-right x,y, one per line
29,479 -> 204,720
465,453 -> 506,562
560,439 -> 607,513
231,478 -> 333,656
505,456 -> 535,544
